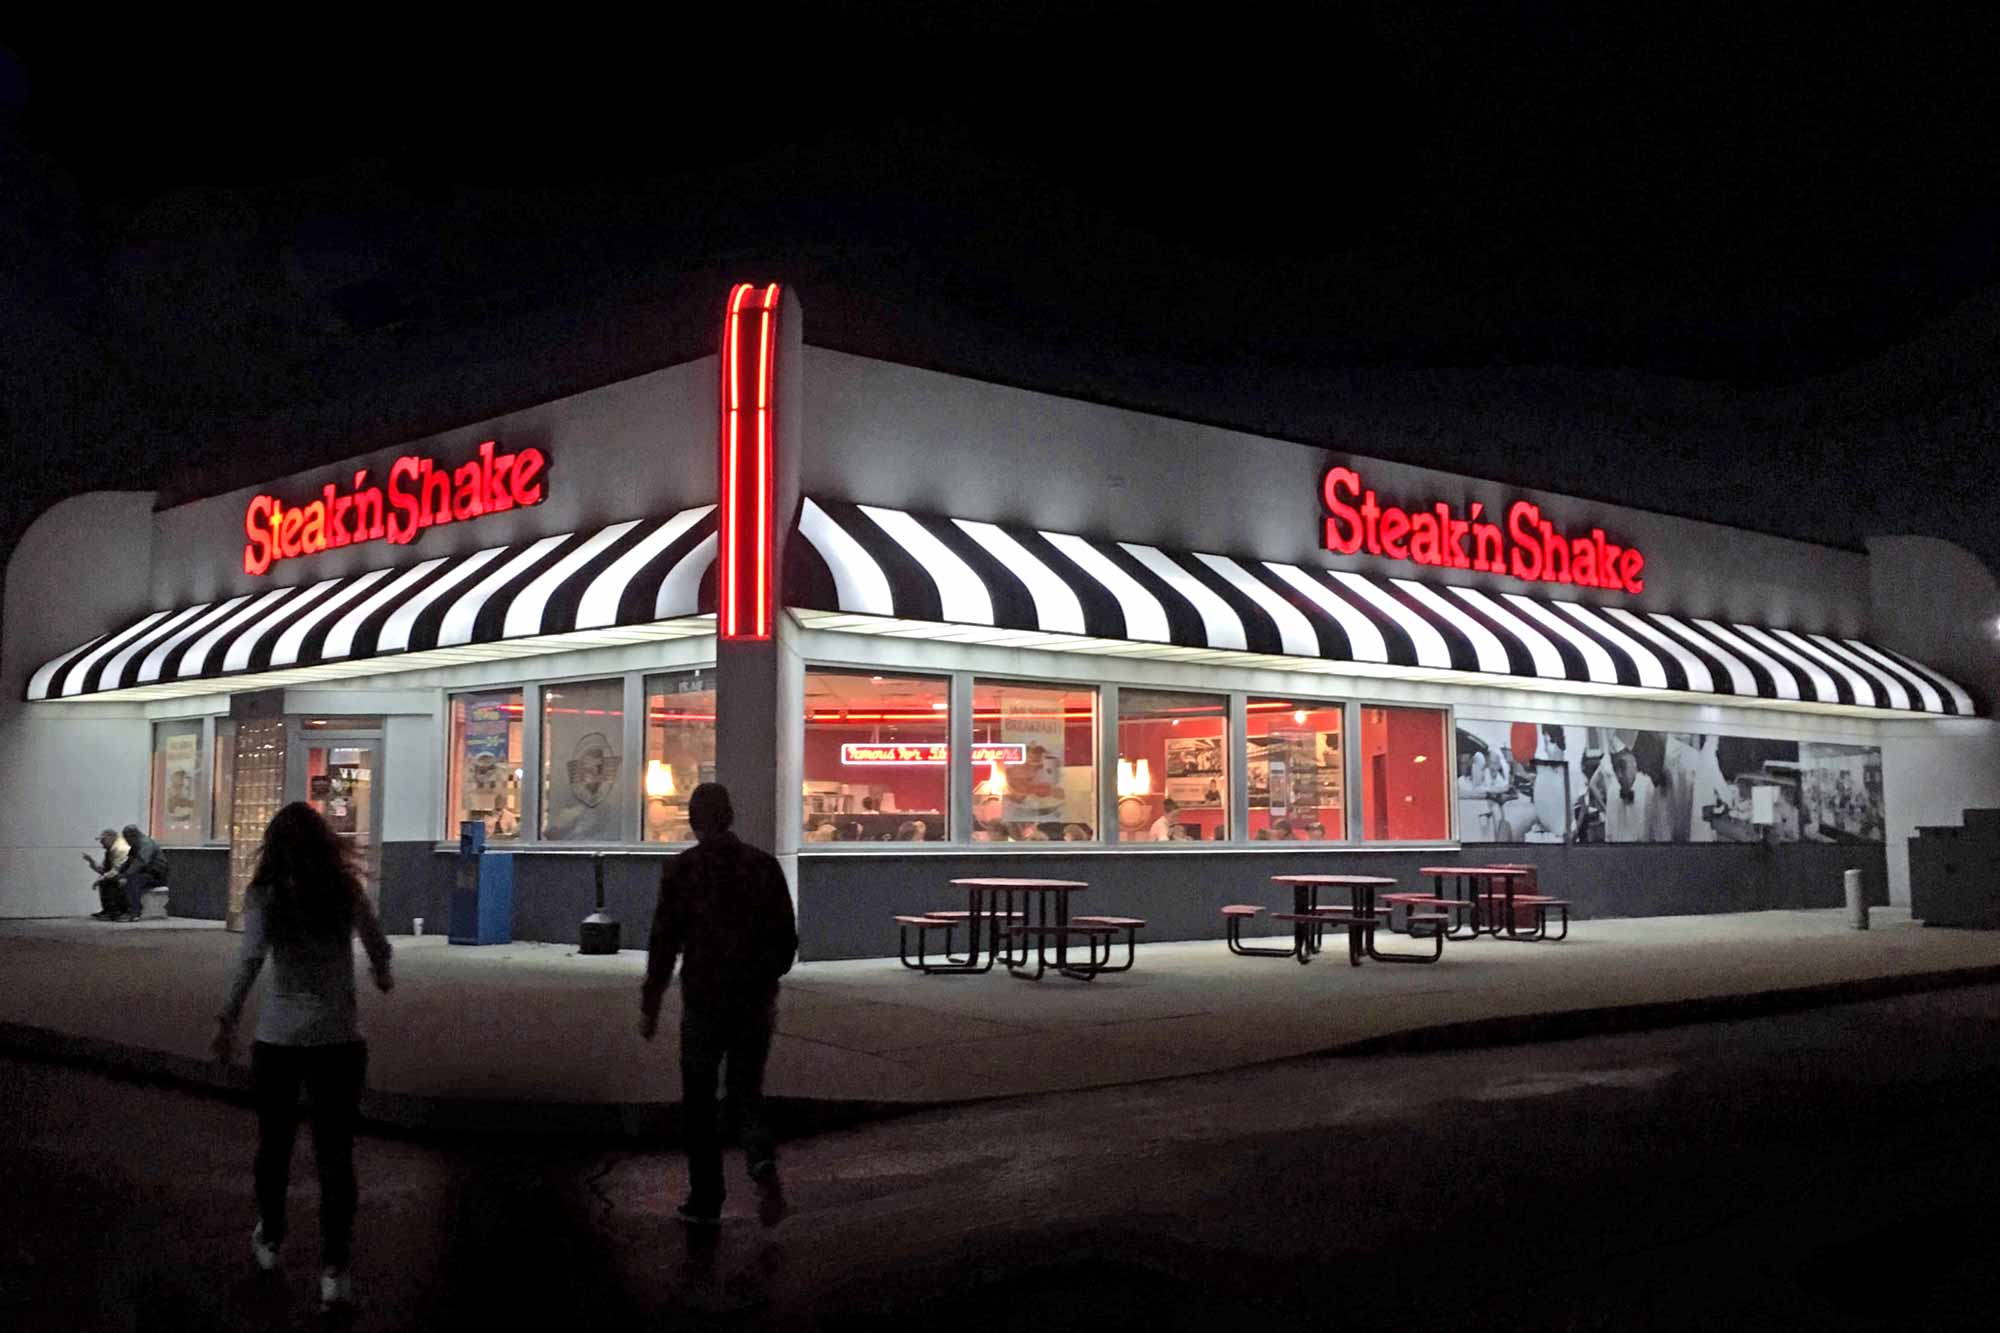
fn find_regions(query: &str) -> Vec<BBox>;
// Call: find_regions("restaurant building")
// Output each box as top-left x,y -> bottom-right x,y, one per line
4,283 -> 1996,958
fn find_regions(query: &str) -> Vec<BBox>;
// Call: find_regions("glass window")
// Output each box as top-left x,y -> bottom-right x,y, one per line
211,720 -> 237,843
541,678 -> 627,841
149,720 -> 204,845
1360,704 -> 1452,841
449,690 -> 524,840
1115,690 -> 1228,842
803,671 -> 948,841
642,669 -> 716,843
970,680 -> 1097,843
1247,699 -> 1346,841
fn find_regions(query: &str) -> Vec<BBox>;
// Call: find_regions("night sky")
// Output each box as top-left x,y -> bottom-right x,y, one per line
4,4 -> 1999,581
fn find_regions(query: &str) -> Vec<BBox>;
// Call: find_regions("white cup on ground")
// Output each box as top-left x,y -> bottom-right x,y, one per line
413,916 -> 425,937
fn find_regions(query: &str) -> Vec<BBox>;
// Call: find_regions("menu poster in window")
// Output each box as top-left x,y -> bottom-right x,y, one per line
462,696 -> 510,815
1164,737 -> 1223,809
1274,727 -> 1318,814
163,733 -> 199,833
1247,742 -> 1271,810
999,694 -> 1067,823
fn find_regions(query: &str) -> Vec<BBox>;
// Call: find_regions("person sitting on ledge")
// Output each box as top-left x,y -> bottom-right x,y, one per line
84,828 -> 128,920
116,824 -> 170,922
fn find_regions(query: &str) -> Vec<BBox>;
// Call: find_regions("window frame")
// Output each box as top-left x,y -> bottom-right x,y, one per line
796,664 -> 1458,853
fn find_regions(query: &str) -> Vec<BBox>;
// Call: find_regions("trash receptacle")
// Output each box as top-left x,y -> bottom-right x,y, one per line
1844,867 -> 1869,931
450,820 -> 514,945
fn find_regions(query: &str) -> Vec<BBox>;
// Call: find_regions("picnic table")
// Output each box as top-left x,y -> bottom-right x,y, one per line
950,877 -> 1102,981
1268,875 -> 1399,965
1412,865 -> 1566,940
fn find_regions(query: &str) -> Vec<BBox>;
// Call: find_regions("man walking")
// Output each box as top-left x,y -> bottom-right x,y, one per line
640,783 -> 798,1228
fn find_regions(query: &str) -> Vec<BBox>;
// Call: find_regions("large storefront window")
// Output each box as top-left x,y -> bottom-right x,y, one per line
642,669 -> 715,843
149,720 -> 204,845
1360,704 -> 1451,841
541,678 -> 626,841
1246,699 -> 1346,841
1115,690 -> 1228,841
449,690 -> 524,840
971,680 -> 1097,842
803,671 -> 949,841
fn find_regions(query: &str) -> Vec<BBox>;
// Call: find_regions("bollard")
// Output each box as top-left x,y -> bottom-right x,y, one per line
1844,868 -> 1869,930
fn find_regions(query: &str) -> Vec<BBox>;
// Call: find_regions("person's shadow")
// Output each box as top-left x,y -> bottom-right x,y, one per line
675,1222 -> 784,1314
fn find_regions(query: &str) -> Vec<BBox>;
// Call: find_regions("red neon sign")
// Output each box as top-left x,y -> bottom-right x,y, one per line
719,282 -> 781,640
840,743 -> 1027,766
242,441 -> 548,576
1321,465 -> 1646,594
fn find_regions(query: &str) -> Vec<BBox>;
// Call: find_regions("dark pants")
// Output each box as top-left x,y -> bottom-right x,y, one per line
679,994 -> 777,1211
95,875 -> 124,916
252,1040 -> 367,1267
121,869 -> 165,917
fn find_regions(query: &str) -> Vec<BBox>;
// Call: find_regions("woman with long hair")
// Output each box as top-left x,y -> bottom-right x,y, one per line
212,802 -> 392,1314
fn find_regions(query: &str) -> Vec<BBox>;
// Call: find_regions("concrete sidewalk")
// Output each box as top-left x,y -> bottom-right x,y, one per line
4,908 -> 1998,1137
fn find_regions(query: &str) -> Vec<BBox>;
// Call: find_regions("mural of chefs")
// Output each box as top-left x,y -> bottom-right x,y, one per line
1456,718 -> 1873,845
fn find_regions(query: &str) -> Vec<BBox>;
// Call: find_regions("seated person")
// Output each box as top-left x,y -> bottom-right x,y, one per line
84,828 -> 128,920
895,819 -> 930,842
1061,822 -> 1092,841
803,815 -> 838,842
115,823 -> 169,921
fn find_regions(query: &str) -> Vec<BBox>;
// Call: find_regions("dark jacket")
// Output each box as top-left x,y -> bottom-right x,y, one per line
641,831 -> 797,1017
121,832 -> 168,882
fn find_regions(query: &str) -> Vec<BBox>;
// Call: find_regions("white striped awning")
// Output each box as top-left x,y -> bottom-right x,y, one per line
787,498 -> 1975,717
27,507 -> 718,702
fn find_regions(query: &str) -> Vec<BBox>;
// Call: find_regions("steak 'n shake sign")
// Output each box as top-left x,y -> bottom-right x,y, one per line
242,441 -> 548,575
1321,465 -> 1646,593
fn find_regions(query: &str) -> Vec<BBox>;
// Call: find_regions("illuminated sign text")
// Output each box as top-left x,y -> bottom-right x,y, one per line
840,743 -> 1026,766
1321,466 -> 1645,593
243,441 -> 548,576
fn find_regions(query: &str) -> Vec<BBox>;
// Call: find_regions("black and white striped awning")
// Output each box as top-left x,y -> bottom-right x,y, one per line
788,498 -> 1975,717
28,506 -> 718,701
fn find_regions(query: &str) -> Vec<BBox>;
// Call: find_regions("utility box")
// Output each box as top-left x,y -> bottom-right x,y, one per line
450,820 -> 514,945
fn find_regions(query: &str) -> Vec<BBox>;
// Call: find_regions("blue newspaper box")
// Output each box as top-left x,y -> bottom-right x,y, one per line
449,820 -> 513,945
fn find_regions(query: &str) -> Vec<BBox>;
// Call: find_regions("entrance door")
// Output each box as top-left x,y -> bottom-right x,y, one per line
288,723 -> 385,904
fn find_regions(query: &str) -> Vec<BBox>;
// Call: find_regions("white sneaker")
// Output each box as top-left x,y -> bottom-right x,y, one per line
320,1268 -> 354,1312
249,1223 -> 280,1272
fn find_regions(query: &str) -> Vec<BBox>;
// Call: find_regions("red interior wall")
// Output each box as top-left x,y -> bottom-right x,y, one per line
1361,708 -> 1449,840
1116,716 -> 1226,838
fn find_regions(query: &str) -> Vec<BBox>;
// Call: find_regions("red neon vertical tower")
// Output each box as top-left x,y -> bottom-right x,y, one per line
718,281 -> 782,640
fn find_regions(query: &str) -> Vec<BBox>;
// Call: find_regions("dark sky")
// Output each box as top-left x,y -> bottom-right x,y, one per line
4,3 -> 1999,571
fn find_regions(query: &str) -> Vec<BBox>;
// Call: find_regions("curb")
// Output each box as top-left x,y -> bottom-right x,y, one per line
7,961 -> 2000,1142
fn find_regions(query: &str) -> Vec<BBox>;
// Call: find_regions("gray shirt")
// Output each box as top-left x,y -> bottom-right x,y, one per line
219,881 -> 393,1046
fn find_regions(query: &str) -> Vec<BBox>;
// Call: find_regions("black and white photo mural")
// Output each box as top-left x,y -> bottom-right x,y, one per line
1455,719 -> 1884,846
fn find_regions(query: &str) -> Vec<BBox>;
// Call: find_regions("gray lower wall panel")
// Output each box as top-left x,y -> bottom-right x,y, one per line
375,844 -> 663,949
166,847 -> 231,921
365,839 -> 1888,959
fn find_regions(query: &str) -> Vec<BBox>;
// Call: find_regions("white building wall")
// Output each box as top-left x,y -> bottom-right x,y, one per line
1880,723 -> 2000,904
1,491 -> 159,916
1868,535 -> 2000,901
